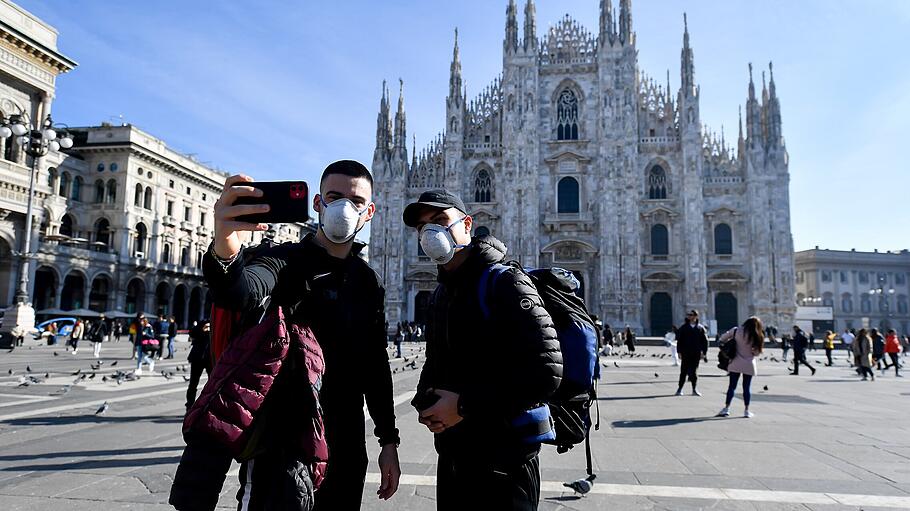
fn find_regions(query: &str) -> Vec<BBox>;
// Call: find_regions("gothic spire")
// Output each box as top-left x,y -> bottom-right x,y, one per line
394,78 -> 406,150
619,0 -> 633,45
505,0 -> 519,53
375,80 -> 391,149
411,134 -> 417,168
523,0 -> 537,52
449,28 -> 462,104
761,70 -> 769,104
745,63 -> 761,147
768,61 -> 777,99
737,104 -> 746,158
599,0 -> 614,46
680,13 -> 695,95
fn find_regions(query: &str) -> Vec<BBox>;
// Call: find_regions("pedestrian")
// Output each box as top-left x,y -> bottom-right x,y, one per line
601,323 -> 614,354
185,319 -> 212,409
136,317 -> 157,374
11,324 -> 25,347
675,309 -> 708,396
808,331 -> 816,351
882,329 -> 903,377
89,314 -> 109,358
840,328 -> 855,365
780,334 -> 791,363
790,326 -> 816,376
395,322 -> 403,359
166,315 -> 177,359
870,328 -> 885,371
716,316 -> 765,419
114,320 -> 122,342
902,334 -> 910,358
624,325 -> 636,353
130,314 -> 144,360
174,162 -> 401,509
403,188 -> 562,511
823,330 -> 836,366
155,314 -> 168,360
665,325 -> 679,366
69,319 -> 84,354
852,328 -> 875,381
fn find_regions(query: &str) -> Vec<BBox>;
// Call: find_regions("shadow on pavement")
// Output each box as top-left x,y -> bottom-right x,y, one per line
1,455 -> 182,471
611,416 -> 717,428
598,394 -> 673,401
0,445 -> 181,463
1,414 -> 183,426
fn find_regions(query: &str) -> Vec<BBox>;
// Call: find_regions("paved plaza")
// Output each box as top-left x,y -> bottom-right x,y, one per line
0,339 -> 908,510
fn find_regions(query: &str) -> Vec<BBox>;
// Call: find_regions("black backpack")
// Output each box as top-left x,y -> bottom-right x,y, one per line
478,262 -> 601,476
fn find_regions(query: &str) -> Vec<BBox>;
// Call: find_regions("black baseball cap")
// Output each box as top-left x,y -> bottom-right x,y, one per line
403,189 -> 467,227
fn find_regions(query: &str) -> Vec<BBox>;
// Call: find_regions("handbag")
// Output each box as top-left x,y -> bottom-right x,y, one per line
717,328 -> 738,370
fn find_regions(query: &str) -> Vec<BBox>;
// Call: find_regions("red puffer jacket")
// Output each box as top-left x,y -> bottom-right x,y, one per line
885,334 -> 902,354
183,305 -> 328,485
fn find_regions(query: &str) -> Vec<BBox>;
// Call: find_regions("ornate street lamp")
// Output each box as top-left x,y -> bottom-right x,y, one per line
1,113 -> 73,305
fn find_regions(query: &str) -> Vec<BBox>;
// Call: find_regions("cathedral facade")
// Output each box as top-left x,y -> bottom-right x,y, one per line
368,0 -> 796,335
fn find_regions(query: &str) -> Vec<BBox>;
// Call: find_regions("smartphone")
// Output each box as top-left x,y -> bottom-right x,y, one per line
232,181 -> 310,224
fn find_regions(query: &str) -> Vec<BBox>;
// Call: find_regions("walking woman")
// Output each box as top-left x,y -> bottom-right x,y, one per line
69,319 -> 84,355
717,316 -> 765,418
852,329 -> 875,381
882,329 -> 903,377
624,326 -> 636,353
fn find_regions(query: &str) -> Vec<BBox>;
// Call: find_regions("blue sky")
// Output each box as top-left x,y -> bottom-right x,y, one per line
18,0 -> 910,252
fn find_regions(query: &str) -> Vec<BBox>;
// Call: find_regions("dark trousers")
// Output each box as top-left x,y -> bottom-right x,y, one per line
725,372 -> 753,407
311,444 -> 368,511
883,353 -> 901,375
437,454 -> 540,511
792,352 -> 814,374
859,366 -> 875,379
185,361 -> 211,408
825,348 -> 833,366
678,355 -> 701,389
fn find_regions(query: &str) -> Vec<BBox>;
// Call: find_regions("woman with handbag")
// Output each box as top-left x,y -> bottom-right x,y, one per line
136,318 -> 158,375
716,316 -> 765,418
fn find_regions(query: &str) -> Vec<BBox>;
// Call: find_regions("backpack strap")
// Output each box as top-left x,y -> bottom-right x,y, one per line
477,263 -> 512,320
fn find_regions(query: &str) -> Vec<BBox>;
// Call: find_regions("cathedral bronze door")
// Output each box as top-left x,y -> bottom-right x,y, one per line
414,291 -> 432,326
649,292 -> 673,336
715,292 -> 738,333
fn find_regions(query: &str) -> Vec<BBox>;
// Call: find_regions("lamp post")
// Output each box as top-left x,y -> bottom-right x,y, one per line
2,113 -> 73,305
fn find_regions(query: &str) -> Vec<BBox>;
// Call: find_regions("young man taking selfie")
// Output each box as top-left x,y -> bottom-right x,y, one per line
202,160 -> 400,510
404,189 -> 563,511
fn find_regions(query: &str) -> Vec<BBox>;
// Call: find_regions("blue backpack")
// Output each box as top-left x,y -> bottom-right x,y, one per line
478,262 -> 601,476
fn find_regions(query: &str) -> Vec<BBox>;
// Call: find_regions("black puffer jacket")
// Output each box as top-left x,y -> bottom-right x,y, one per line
414,235 -> 562,465
676,321 -> 708,358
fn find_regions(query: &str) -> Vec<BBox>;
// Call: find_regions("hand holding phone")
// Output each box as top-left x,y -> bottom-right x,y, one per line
212,175 -> 270,259
232,181 -> 310,224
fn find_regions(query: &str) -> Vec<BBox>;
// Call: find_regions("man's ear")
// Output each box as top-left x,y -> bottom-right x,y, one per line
462,215 -> 473,234
312,194 -> 322,213
364,202 -> 376,222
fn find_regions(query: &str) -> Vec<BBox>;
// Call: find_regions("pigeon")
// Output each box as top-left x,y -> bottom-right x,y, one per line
182,375 -> 190,382
763,385 -> 769,391
654,373 -> 660,378
71,369 -> 81,376
102,376 -> 108,383
53,351 -> 59,356
7,369 -> 12,375
91,364 -> 100,371
563,474 -> 596,496
162,371 -> 172,380
613,362 -> 619,368
110,361 -> 118,367
88,372 -> 96,380
98,360 -> 104,366
79,374 -> 87,381
17,376 -> 29,386
45,372 -> 49,378
26,365 -> 32,373
95,401 -> 109,415
55,385 -> 72,395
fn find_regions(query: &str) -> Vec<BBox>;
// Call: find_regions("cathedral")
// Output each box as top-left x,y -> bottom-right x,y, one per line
368,0 -> 796,335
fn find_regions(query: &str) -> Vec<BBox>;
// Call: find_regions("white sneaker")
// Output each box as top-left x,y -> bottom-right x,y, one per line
692,389 -> 702,397
674,389 -> 683,396
149,361 -> 155,372
717,407 -> 730,417
135,368 -> 142,376
744,410 -> 754,418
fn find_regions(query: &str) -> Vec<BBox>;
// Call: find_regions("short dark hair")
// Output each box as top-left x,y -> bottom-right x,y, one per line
320,160 -> 373,190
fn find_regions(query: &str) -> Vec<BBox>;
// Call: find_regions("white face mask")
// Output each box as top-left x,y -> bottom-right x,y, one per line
419,217 -> 469,265
318,196 -> 368,244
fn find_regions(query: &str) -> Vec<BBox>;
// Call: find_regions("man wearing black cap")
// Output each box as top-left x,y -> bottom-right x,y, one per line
404,189 -> 563,510
675,309 -> 709,396
171,161 -> 400,510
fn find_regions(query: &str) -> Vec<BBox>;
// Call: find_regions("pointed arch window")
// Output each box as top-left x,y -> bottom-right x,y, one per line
106,179 -> 117,204
714,223 -> 733,255
557,176 -> 579,213
59,172 -> 71,197
651,224 -> 669,255
71,176 -> 83,201
647,165 -> 668,199
94,179 -> 105,203
473,168 -> 492,202
556,89 -> 579,140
